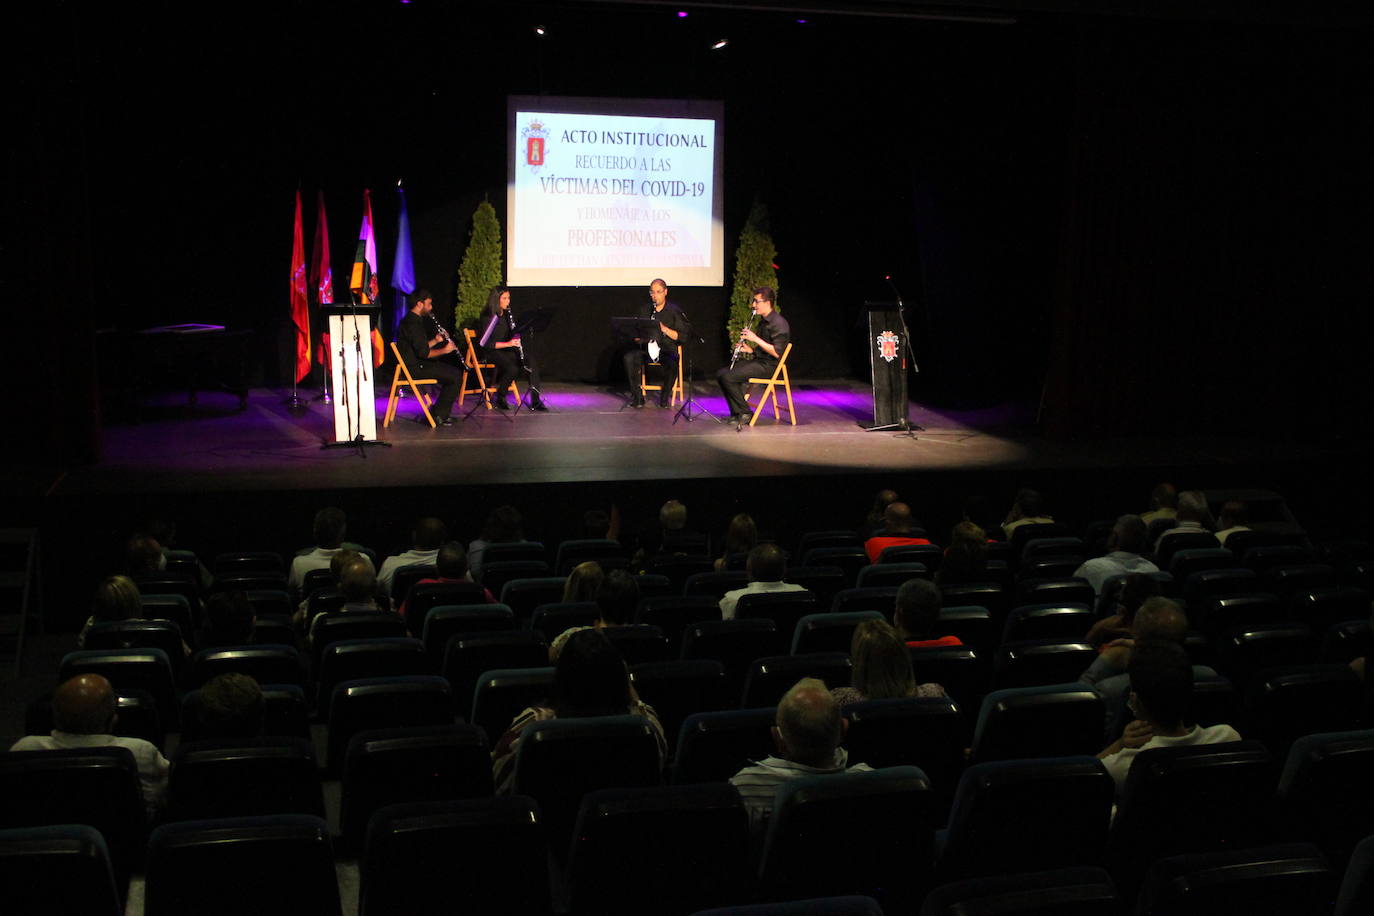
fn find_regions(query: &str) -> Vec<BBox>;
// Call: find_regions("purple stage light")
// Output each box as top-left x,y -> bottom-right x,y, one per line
677,11 -> 688,18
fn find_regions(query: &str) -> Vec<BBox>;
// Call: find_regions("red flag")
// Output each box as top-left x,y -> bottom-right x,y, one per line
310,191 -> 334,372
289,191 -> 311,382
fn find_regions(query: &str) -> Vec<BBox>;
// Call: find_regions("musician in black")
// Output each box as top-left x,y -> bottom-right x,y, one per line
717,286 -> 790,425
478,286 -> 546,411
623,278 -> 688,408
395,289 -> 462,426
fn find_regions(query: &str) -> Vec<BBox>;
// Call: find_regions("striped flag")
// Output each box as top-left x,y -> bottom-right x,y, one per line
289,191 -> 311,382
350,189 -> 385,365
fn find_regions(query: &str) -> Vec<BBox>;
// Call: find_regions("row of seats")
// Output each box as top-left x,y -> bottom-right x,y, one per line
6,729 -> 1374,914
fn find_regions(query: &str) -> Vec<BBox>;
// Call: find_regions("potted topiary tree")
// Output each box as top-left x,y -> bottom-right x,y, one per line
455,199 -> 503,331
727,199 -> 780,355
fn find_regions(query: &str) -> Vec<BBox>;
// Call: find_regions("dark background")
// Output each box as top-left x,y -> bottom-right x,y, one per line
8,1 -> 1374,468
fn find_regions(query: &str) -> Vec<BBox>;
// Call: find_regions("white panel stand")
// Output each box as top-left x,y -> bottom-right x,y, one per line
323,308 -> 390,454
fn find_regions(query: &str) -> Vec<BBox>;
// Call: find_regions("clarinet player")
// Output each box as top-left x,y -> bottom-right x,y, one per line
395,289 -> 462,426
717,287 -> 789,426
479,285 -> 547,411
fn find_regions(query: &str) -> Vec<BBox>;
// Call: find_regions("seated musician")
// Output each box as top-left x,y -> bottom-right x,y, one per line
622,278 -> 687,408
478,286 -> 546,411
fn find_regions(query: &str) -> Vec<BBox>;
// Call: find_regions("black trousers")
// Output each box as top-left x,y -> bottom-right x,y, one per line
489,349 -> 542,403
716,358 -> 775,417
623,346 -> 679,400
413,360 -> 463,419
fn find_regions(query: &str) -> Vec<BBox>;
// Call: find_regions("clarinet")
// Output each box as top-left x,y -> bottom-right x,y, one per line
429,314 -> 452,346
506,307 -> 528,369
729,312 -> 760,371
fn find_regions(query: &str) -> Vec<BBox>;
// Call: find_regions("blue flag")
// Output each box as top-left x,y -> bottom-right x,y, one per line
390,185 -> 416,335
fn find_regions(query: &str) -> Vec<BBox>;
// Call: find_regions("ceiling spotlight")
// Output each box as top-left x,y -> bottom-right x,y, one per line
711,38 -> 729,50
534,25 -> 547,36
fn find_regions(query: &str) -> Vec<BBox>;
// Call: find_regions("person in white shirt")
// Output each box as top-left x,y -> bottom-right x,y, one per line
1097,640 -> 1240,795
377,517 -> 446,595
11,674 -> 170,818
719,543 -> 808,620
1073,515 -> 1159,595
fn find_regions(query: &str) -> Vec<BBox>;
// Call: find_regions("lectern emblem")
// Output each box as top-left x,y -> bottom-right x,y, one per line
876,330 -> 900,363
523,120 -> 549,174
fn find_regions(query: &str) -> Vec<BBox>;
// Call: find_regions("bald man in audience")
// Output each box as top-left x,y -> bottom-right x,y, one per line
729,678 -> 872,833
12,674 -> 169,817
863,502 -> 932,564
1080,596 -> 1216,738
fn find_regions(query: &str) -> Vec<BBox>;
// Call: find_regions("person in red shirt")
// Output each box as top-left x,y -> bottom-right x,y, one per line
894,578 -> 962,648
863,502 -> 932,564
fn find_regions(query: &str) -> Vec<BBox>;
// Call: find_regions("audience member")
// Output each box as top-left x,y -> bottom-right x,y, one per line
714,512 -> 759,571
582,504 -> 621,542
1083,572 -> 1162,647
192,673 -> 265,739
288,507 -> 370,596
11,674 -> 170,818
1139,483 -> 1179,526
126,533 -> 166,577
935,521 -> 989,586
1081,595 -> 1215,737
377,516 -> 447,594
831,619 -> 945,705
469,505 -> 524,584
142,517 -> 213,590
562,561 -> 606,603
730,677 -> 873,833
550,569 -> 640,661
492,629 -> 667,793
1073,515 -> 1159,595
1097,641 -> 1240,795
894,579 -> 961,648
1001,488 -> 1054,539
720,543 -> 808,619
1151,490 -> 1217,552
1213,500 -> 1251,546
398,541 -> 495,624
862,502 -> 932,564
962,493 -> 1006,542
77,574 -> 143,648
860,488 -> 902,539
199,590 -> 256,650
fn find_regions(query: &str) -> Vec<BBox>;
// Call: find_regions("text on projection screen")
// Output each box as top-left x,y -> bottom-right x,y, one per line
510,108 -> 723,287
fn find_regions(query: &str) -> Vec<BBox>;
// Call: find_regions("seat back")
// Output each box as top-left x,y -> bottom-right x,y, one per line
939,756 -> 1114,880
361,797 -> 550,916
783,566 -> 849,609
830,586 -> 898,617
511,715 -> 663,858
0,746 -> 147,885
855,562 -> 929,590
799,548 -> 866,586
629,659 -> 729,754
470,666 -> 557,744
1278,729 -> 1374,868
683,570 -> 750,600
167,738 -> 323,821
734,591 -> 820,644
791,611 -> 884,655
759,766 -> 935,908
938,606 -> 996,653
497,576 -> 567,623
485,562 -> 555,600
681,618 -> 781,697
638,595 -> 722,656
145,815 -> 340,916
529,601 -> 599,643
920,866 -> 1118,916
82,620 -> 187,681
326,675 -> 454,772
315,637 -> 428,715
602,624 -> 671,665
672,707 -> 777,785
1136,843 -> 1335,916
189,644 -> 307,690
214,551 -> 284,575
742,653 -> 852,709
843,697 -> 966,816
1243,664 -> 1363,760
309,613 -> 406,667
972,685 -> 1105,763
1001,604 -> 1093,644
442,630 -> 549,718
406,581 -> 490,626
909,645 -> 987,713
0,824 -> 123,916
340,724 -> 493,850
421,603 -> 515,661
565,784 -> 750,915
990,640 -> 1096,691
389,563 -> 438,605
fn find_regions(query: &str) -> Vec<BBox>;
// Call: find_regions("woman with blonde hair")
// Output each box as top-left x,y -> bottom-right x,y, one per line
937,520 -> 988,586
562,561 -> 605,603
78,574 -> 143,648
714,513 -> 758,571
831,618 -> 945,706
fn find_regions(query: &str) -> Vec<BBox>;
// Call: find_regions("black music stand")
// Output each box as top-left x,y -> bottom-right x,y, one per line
672,311 -> 721,424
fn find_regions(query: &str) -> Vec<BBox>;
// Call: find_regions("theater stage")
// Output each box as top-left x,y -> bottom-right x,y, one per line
53,377 -> 1343,499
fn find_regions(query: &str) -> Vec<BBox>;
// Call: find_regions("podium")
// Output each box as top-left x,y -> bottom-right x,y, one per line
324,306 -> 380,443
861,301 -> 914,430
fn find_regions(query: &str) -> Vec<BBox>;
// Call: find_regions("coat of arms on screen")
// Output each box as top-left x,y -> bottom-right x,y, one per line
523,120 -> 549,174
876,330 -> 900,363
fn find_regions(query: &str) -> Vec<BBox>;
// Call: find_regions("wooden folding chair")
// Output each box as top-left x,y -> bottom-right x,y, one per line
459,328 -> 520,410
384,342 -> 437,428
640,344 -> 684,407
744,342 -> 796,427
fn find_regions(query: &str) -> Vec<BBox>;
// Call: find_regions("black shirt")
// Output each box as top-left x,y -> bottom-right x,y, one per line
647,301 -> 690,350
753,310 -> 790,367
396,312 -> 431,367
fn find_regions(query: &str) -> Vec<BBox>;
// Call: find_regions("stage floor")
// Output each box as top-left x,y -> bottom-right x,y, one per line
52,378 -> 1340,497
